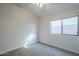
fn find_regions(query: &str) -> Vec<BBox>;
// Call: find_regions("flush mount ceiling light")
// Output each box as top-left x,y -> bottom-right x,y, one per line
33,3 -> 45,8
32,3 -> 47,15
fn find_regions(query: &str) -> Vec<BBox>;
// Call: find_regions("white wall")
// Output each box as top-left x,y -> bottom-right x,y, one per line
0,4 -> 38,54
39,9 -> 79,54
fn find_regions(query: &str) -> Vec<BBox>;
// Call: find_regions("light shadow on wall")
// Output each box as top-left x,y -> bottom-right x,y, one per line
24,33 -> 35,48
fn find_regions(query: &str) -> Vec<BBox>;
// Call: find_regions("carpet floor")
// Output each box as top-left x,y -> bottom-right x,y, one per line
0,43 -> 79,56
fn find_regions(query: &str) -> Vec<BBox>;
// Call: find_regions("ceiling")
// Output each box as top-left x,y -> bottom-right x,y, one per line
18,3 -> 79,16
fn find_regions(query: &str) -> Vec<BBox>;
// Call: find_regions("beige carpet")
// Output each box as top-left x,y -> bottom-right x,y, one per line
0,43 -> 78,56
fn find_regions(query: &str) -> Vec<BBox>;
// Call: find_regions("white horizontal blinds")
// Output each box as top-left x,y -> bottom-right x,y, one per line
51,20 -> 61,34
63,17 -> 77,35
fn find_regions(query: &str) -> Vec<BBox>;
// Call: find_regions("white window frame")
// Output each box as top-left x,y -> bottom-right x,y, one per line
50,20 -> 61,34
50,16 -> 78,36
63,16 -> 78,35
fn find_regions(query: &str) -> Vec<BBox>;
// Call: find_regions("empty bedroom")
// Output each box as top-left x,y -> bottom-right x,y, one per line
0,3 -> 79,56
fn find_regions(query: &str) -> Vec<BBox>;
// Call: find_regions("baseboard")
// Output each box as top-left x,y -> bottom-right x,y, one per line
0,42 -> 39,55
0,45 -> 24,54
39,41 -> 79,55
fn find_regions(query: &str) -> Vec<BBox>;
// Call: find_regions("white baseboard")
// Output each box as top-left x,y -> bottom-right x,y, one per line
0,45 -> 24,54
0,42 -> 38,54
40,41 -> 79,55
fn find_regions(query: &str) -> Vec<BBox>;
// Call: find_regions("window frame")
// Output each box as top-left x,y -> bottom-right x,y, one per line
50,16 -> 78,36
62,16 -> 78,36
50,20 -> 62,34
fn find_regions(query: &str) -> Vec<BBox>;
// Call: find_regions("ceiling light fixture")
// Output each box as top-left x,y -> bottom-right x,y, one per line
32,3 -> 47,15
33,3 -> 45,8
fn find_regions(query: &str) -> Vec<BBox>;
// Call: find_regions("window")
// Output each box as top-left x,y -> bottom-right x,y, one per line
50,16 -> 78,35
63,17 -> 77,35
50,20 -> 61,34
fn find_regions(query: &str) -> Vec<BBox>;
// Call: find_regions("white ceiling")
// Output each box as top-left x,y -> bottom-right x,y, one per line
18,3 -> 79,16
